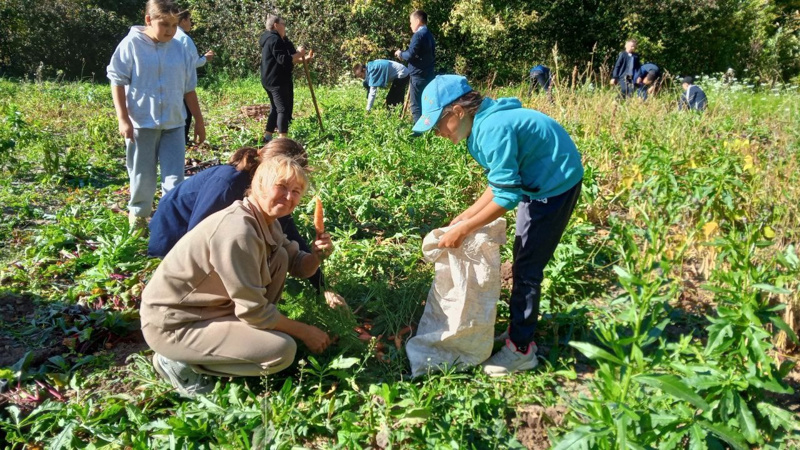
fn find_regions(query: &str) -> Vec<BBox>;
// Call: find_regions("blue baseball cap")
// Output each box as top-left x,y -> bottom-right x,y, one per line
412,75 -> 473,134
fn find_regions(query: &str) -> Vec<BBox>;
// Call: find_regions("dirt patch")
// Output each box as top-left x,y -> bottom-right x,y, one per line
514,404 -> 568,450
0,291 -> 68,368
501,261 -> 513,290
106,330 -> 149,367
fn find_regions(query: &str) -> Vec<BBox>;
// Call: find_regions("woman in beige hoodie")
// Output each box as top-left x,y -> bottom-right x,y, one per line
141,155 -> 332,396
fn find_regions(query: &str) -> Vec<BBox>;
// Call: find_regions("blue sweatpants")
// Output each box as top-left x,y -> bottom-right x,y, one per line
126,126 -> 185,218
508,180 -> 582,347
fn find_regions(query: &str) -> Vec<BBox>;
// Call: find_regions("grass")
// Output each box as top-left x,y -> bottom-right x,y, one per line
0,73 -> 799,448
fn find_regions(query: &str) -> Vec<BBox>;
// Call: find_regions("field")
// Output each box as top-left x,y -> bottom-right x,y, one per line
1,74 -> 799,449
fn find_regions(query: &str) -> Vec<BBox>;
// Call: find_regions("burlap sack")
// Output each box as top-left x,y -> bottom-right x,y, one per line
407,218 -> 506,377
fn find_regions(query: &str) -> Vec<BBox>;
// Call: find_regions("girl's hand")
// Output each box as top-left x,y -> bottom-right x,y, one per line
301,324 -> 331,353
204,50 -> 215,62
118,117 -> 134,141
305,49 -> 314,61
296,46 -> 306,57
193,118 -> 206,145
324,291 -> 348,309
449,213 -> 470,226
312,232 -> 333,259
438,223 -> 469,249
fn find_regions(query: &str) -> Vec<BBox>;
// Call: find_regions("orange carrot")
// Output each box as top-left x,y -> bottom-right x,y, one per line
314,196 -> 324,235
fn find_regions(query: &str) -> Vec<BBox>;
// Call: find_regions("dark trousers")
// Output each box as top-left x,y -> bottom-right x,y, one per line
265,83 -> 294,134
386,76 -> 410,109
409,73 -> 434,123
183,99 -> 192,144
618,77 -> 636,98
277,215 -> 323,293
509,180 -> 582,347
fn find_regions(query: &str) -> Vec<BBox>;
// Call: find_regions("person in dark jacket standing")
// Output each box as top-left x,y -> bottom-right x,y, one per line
259,15 -> 312,142
610,39 -> 641,98
394,10 -> 436,123
679,76 -> 708,111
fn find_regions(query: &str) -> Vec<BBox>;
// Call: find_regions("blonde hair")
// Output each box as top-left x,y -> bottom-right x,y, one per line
249,155 -> 309,200
146,0 -> 181,20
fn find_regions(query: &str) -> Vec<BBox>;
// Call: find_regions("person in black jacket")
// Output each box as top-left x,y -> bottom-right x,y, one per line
610,39 -> 641,99
679,76 -> 708,111
259,15 -> 312,142
394,10 -> 436,123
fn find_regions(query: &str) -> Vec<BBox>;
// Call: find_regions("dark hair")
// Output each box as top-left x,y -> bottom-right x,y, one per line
442,90 -> 484,117
352,63 -> 366,77
228,147 -> 261,176
644,70 -> 658,83
177,9 -> 191,21
260,138 -> 308,169
682,76 -> 694,85
411,10 -> 428,24
146,0 -> 181,20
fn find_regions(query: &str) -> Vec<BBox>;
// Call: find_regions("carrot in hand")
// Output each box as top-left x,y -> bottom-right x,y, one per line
314,196 -> 325,235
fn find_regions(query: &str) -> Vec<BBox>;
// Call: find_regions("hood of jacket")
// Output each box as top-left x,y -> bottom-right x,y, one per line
471,97 -> 523,134
259,30 -> 280,48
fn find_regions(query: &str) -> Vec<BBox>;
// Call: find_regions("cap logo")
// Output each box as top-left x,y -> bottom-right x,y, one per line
424,117 -> 430,125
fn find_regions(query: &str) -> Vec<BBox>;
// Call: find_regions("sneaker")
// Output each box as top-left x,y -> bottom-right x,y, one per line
152,353 -> 214,397
128,212 -> 148,234
481,339 -> 538,377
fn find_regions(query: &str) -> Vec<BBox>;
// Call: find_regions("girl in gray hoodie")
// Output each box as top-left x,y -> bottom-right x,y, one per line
107,0 -> 205,231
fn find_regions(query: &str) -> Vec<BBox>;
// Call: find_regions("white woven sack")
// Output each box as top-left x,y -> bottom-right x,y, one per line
407,218 -> 506,378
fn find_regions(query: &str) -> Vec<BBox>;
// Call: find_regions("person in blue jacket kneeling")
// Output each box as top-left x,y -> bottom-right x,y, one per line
413,75 -> 584,377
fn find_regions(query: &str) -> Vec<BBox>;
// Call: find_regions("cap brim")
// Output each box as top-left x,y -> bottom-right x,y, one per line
411,107 -> 443,134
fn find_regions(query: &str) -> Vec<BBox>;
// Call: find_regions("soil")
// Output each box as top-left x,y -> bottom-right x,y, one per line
0,291 -> 67,368
0,291 -> 147,371
501,261 -> 513,290
514,404 -> 568,450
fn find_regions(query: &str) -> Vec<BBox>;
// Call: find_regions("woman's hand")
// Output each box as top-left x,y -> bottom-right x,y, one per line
324,291 -> 348,309
438,222 -> 469,248
312,232 -> 333,259
301,324 -> 331,354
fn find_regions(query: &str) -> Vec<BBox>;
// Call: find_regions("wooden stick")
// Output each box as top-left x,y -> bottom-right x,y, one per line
302,55 -> 324,132
400,84 -> 411,119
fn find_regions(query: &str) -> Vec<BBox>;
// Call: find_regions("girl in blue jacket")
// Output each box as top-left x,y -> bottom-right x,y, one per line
412,75 -> 584,376
107,0 -> 205,232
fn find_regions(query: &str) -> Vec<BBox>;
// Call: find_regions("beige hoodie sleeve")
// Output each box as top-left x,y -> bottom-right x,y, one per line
208,217 -> 284,329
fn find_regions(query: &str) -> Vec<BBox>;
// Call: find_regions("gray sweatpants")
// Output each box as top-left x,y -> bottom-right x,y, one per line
126,127 -> 185,218
141,246 -> 297,377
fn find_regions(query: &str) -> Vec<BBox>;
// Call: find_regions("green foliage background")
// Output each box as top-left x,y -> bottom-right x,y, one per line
1,0 -> 799,83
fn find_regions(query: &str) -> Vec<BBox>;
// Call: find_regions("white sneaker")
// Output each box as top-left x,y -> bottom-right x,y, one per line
152,353 -> 214,397
128,211 -> 148,234
482,339 -> 538,377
